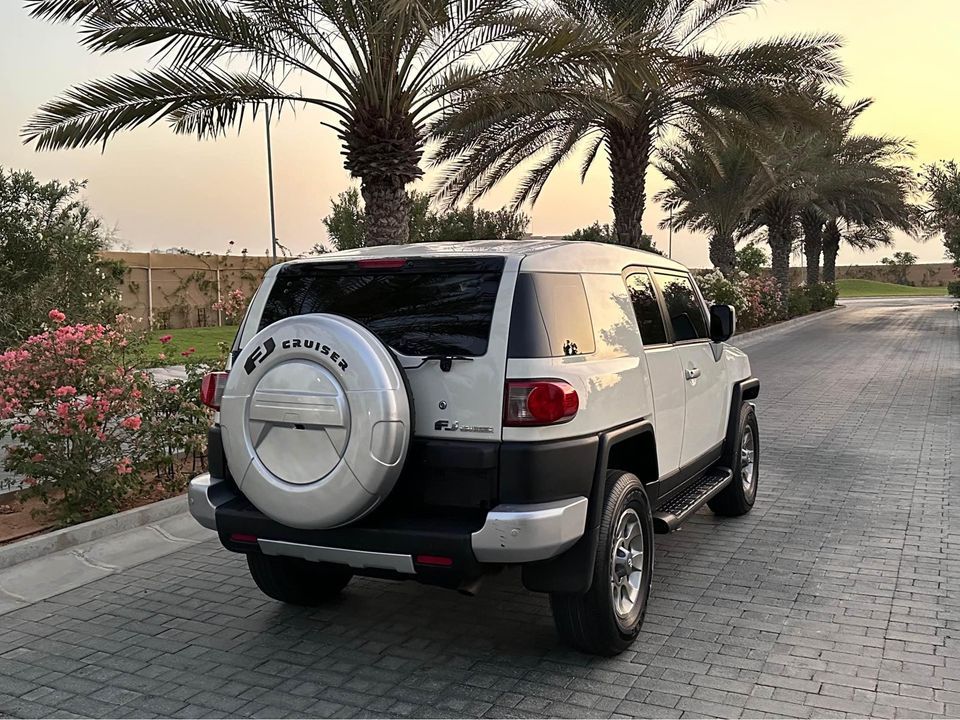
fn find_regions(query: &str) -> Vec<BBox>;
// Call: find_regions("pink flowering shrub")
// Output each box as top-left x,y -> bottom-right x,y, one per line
212,287 -> 248,323
0,312 -> 154,524
696,270 -> 784,332
738,275 -> 784,329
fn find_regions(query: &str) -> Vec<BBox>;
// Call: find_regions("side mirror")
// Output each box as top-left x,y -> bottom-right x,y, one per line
710,305 -> 736,343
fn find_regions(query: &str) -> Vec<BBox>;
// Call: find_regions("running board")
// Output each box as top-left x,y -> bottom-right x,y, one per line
653,468 -> 734,533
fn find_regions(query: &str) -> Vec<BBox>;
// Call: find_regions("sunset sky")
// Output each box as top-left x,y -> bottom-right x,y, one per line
1,0 -> 957,267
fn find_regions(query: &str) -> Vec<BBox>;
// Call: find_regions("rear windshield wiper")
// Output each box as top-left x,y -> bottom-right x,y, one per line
402,355 -> 474,372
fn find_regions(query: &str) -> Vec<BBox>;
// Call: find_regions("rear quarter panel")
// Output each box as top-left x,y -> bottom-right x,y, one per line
503,273 -> 655,442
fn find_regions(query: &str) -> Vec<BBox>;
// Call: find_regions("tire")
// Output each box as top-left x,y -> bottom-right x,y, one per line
708,403 -> 759,517
247,554 -> 352,606
550,470 -> 654,656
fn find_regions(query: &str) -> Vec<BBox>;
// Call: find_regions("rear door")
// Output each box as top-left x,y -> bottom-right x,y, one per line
255,255 -> 516,441
650,270 -> 727,468
624,269 -> 685,480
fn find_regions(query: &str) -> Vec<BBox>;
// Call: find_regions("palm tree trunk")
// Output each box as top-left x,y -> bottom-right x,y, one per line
607,118 -> 652,250
800,211 -> 823,286
822,218 -> 841,284
769,229 -> 792,316
709,232 -> 737,277
361,177 -> 409,246
764,198 -> 794,315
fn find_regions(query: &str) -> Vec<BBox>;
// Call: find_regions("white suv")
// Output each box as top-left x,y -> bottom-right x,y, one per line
188,240 -> 760,655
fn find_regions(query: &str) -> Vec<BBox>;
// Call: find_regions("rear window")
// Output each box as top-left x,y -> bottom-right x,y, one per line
259,257 -> 505,357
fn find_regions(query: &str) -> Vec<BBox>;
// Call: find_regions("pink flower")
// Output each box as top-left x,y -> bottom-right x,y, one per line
56,403 -> 70,419
48,309 -> 66,323
159,334 -> 173,344
31,453 -> 44,463
121,416 -> 142,431
181,348 -> 195,358
54,385 -> 77,398
166,385 -> 179,394
11,423 -> 30,433
157,353 -> 166,361
116,458 -> 133,475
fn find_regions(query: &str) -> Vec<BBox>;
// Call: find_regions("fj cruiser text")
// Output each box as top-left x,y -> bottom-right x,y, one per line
189,240 -> 760,655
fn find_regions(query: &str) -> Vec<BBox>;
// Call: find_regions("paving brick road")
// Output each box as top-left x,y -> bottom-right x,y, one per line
1,297 -> 958,719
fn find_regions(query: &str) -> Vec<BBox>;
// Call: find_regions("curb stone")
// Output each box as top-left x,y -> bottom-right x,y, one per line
0,494 -> 189,571
0,506 -> 215,615
731,305 -> 846,349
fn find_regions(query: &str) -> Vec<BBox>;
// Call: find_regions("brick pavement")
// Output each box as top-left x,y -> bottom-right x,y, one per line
0,297 -> 957,718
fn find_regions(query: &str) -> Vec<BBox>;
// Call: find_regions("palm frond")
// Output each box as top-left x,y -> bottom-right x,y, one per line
23,67 -> 296,150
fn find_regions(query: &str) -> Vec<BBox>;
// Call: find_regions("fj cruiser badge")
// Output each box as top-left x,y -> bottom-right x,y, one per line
434,419 -> 494,434
281,338 -> 349,371
245,336 -> 349,374
244,337 -> 276,374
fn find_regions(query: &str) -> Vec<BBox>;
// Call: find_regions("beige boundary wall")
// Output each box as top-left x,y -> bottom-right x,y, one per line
789,262 -> 953,287
103,251 -> 277,330
104,251 -> 954,331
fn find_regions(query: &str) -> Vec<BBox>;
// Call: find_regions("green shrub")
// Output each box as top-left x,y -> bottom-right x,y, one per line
0,168 -> 124,350
735,245 -> 767,277
948,280 -> 960,298
788,288 -> 812,317
805,283 -> 839,311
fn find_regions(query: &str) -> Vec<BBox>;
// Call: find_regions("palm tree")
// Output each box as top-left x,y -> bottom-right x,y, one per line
818,137 -> 916,284
797,98 -> 915,284
22,0 -> 594,246
740,121 -> 825,309
431,0 -> 844,248
655,131 -> 771,276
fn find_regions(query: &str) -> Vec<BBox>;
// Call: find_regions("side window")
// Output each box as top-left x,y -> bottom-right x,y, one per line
507,273 -> 596,357
652,271 -> 709,342
625,272 -> 668,346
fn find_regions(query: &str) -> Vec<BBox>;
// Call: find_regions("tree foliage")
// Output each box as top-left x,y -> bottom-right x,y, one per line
921,161 -> 960,268
562,221 -> 654,248
736,244 -> 767,277
319,188 -> 529,252
0,168 -> 124,349
23,0 -> 606,246
432,0 -> 844,247
880,251 -> 918,285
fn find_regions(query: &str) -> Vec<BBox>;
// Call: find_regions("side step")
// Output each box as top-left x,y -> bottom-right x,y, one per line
653,468 -> 734,533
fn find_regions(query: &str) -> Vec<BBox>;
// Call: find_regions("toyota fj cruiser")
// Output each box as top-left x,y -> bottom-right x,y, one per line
188,240 -> 760,655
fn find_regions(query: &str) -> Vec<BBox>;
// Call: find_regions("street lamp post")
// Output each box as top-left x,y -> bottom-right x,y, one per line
264,107 -> 278,261
668,206 -> 673,259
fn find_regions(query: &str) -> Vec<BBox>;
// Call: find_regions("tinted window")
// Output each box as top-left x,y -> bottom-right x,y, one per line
625,272 -> 669,346
652,271 -> 709,342
507,273 -> 595,357
259,258 -> 504,356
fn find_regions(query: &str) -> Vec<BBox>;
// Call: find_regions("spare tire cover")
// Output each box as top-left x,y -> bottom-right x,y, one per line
219,314 -> 411,529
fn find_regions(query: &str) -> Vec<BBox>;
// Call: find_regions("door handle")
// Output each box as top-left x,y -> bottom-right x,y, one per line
685,366 -> 701,381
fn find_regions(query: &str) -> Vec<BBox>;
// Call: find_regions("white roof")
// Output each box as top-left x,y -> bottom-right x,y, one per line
282,240 -> 688,274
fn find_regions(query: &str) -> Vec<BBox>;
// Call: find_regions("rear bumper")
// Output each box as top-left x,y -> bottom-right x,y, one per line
187,474 -> 587,575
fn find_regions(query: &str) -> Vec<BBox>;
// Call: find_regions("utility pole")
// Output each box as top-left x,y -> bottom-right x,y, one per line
265,107 -> 278,261
668,206 -> 673,259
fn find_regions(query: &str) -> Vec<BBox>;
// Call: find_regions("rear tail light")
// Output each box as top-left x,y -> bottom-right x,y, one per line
200,372 -> 229,410
504,380 -> 579,426
229,533 -> 258,544
415,554 -> 454,567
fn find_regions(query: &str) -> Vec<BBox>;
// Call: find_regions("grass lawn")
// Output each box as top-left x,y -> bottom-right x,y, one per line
145,325 -> 239,366
836,279 -> 948,298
